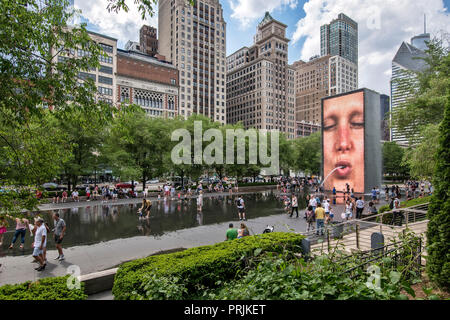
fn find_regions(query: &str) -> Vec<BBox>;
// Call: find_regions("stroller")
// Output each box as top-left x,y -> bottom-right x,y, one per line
262,225 -> 274,234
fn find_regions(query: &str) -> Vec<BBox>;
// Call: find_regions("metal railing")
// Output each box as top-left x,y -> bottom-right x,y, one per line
339,237 -> 423,279
301,203 -> 429,250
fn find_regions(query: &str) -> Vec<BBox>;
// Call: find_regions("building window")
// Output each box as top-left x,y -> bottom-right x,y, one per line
99,43 -> 113,53
98,76 -> 112,85
99,65 -> 113,75
171,79 -> 176,85
78,72 -> 96,81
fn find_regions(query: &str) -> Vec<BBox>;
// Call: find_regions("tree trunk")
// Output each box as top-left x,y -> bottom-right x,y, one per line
142,170 -> 147,192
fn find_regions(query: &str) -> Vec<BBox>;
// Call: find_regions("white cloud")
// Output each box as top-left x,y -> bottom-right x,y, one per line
291,0 -> 450,95
229,0 -> 298,28
74,0 -> 158,48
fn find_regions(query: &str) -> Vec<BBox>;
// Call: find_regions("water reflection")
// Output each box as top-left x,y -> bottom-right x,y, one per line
1,191 -> 308,256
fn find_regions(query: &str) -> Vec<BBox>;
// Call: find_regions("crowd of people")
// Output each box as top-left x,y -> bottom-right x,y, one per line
0,212 -> 66,272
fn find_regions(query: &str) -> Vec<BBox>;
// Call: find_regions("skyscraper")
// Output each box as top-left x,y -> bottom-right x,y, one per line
294,13 -> 358,126
158,0 -> 227,124
390,33 -> 429,144
320,13 -> 358,65
226,12 -> 296,139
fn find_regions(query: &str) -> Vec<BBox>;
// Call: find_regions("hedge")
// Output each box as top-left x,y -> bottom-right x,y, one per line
377,196 -> 432,224
112,232 -> 305,300
0,275 -> 87,300
426,100 -> 450,290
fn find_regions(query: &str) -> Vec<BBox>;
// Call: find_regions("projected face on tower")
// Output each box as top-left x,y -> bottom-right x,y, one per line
322,91 -> 364,194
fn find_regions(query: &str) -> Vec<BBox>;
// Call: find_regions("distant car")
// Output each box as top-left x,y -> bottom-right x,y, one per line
125,181 -> 139,186
116,183 -> 134,189
42,183 -> 58,190
146,179 -> 159,184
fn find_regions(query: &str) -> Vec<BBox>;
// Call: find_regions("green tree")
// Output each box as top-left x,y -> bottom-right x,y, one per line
53,107 -> 111,192
382,141 -> 409,177
107,0 -> 194,19
426,98 -> 450,290
402,124 -> 439,179
292,132 -> 321,176
0,0 -> 112,216
105,106 -> 172,190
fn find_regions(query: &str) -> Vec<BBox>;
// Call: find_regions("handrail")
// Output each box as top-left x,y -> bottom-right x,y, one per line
303,202 -> 429,249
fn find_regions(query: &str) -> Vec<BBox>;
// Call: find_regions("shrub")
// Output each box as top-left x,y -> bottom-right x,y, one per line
112,232 -> 305,300
205,231 -> 424,300
0,276 -> 87,300
400,196 -> 432,208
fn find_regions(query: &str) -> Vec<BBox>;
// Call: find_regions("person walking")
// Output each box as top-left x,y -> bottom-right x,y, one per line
309,195 -> 317,213
52,212 -> 66,261
289,194 -> 299,218
143,187 -> 148,198
197,191 -> 203,212
345,200 -> 352,220
32,218 -> 47,271
225,223 -> 238,241
315,203 -> 325,236
355,197 -> 365,219
236,196 -> 246,221
7,215 -> 29,250
306,206 -> 315,232
323,198 -> 330,223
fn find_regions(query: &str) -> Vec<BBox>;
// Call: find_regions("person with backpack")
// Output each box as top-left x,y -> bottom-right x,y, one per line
306,206 -> 315,232
236,196 -> 246,221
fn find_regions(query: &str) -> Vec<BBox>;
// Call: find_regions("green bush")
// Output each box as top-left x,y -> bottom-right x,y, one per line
400,196 -> 432,208
426,100 -> 450,290
0,276 -> 87,300
205,231 -> 424,300
112,232 -> 305,300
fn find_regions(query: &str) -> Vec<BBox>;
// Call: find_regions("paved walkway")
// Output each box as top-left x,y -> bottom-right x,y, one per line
0,208 -> 312,287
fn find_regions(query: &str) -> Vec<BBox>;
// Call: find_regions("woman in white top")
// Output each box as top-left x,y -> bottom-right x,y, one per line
345,200 -> 352,220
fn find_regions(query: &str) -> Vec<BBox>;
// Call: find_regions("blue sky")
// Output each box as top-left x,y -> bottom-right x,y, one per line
76,0 -> 450,95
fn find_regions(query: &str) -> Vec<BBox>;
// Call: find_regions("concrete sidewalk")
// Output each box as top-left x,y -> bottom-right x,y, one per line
0,210 -> 310,287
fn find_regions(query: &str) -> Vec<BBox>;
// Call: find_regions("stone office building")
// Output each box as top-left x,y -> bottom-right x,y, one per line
116,49 -> 179,118
226,12 -> 296,139
158,0 -> 227,123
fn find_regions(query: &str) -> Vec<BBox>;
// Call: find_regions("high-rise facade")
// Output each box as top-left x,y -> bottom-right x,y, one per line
380,94 -> 390,141
390,36 -> 429,144
320,13 -> 358,65
140,25 -> 158,57
52,30 -> 117,106
293,55 -> 330,125
226,12 -> 296,139
116,49 -> 179,119
293,54 -> 357,125
158,0 -> 227,124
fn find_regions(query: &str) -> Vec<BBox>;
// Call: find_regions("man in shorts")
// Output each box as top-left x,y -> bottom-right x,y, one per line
32,218 -> 47,271
52,212 -> 66,261
236,196 -> 246,221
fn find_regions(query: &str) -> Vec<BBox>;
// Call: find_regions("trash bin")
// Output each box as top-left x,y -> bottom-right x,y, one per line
331,221 -> 344,239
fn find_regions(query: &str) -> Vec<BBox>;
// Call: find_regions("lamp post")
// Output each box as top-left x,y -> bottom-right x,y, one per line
92,151 -> 100,188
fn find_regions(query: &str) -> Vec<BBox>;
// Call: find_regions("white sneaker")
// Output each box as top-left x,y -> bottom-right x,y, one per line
59,255 -> 65,261
54,255 -> 60,260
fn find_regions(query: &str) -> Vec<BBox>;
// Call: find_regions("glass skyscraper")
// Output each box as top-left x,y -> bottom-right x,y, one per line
320,13 -> 358,65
